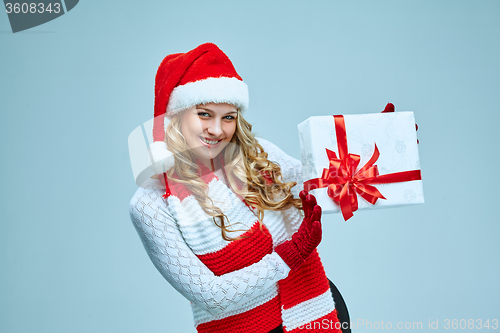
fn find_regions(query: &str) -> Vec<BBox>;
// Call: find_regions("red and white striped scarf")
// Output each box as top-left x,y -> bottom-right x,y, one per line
195,226 -> 342,333
163,158 -> 342,333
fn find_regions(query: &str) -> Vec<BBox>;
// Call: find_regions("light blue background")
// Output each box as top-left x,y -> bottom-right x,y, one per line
1,1 -> 499,332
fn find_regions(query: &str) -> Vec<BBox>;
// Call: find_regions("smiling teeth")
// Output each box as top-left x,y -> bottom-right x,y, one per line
201,137 -> 220,144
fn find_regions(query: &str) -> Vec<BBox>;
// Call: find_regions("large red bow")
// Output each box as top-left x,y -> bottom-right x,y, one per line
303,115 -> 421,221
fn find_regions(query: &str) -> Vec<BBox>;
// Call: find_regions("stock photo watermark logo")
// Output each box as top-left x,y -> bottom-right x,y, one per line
3,0 -> 78,32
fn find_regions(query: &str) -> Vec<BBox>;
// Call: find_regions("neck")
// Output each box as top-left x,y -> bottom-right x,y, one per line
198,155 -> 222,173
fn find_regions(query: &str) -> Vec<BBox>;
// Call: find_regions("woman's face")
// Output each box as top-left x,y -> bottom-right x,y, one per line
180,103 -> 238,168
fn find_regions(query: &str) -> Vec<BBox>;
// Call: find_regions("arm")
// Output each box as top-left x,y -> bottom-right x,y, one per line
255,137 -> 305,233
129,187 -> 291,317
275,191 -> 323,271
255,137 -> 304,198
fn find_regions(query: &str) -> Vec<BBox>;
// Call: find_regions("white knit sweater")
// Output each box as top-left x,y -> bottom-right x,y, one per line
129,137 -> 336,331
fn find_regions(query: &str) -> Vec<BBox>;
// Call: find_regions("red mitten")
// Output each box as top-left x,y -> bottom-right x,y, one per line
275,190 -> 323,271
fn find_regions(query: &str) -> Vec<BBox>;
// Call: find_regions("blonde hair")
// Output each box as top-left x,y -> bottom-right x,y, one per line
164,107 -> 302,241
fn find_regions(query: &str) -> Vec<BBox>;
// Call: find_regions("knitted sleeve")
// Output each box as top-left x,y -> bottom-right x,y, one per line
255,137 -> 304,198
256,137 -> 305,234
129,187 -> 291,317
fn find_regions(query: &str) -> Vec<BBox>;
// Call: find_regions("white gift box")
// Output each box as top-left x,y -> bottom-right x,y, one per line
298,111 -> 424,219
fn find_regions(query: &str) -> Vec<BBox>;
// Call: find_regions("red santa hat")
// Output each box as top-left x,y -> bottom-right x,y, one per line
143,43 -> 248,178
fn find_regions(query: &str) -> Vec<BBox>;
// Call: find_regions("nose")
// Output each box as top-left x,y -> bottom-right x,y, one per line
206,118 -> 223,138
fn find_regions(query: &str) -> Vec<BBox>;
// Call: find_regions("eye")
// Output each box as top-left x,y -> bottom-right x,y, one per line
223,115 -> 236,120
197,112 -> 210,118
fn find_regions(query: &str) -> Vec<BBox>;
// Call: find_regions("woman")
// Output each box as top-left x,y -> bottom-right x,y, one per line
129,43 -> 346,333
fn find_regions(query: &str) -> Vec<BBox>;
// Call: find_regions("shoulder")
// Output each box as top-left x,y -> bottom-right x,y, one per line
254,137 -> 303,194
255,137 -> 291,160
129,178 -> 175,226
254,136 -> 301,169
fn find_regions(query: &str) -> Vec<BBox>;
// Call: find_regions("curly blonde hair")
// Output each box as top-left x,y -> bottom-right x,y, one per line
164,107 -> 303,241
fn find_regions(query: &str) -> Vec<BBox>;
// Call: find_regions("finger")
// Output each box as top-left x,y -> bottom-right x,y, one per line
382,103 -> 395,113
310,205 -> 322,227
299,190 -> 308,200
307,194 -> 317,218
304,194 -> 315,219
310,220 -> 322,244
307,205 -> 322,235
300,190 -> 310,217
306,193 -> 317,208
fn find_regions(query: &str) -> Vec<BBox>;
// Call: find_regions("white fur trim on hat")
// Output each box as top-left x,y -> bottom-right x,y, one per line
166,77 -> 249,117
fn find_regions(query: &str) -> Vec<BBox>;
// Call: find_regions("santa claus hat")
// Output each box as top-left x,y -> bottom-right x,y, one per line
148,43 -> 249,175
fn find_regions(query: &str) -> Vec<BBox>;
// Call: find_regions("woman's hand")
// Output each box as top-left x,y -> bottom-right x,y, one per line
275,190 -> 323,271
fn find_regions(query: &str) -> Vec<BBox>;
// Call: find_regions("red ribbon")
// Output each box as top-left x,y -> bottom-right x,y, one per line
303,115 -> 422,221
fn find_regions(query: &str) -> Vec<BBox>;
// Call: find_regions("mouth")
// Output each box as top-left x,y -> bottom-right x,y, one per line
199,136 -> 223,148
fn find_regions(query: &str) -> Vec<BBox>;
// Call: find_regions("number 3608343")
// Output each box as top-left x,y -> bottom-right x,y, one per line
5,3 -> 61,14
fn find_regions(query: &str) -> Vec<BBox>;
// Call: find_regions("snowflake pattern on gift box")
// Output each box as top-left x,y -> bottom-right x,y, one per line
403,189 -> 417,202
299,130 -> 317,177
328,127 -> 337,144
361,143 -> 374,157
380,166 -> 390,175
395,140 -> 406,154
385,112 -> 397,122
301,151 -> 315,177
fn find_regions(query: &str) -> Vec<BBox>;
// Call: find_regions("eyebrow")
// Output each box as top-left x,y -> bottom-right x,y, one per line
196,106 -> 238,115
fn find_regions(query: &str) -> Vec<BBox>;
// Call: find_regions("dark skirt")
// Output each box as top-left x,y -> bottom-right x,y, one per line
268,279 -> 351,333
